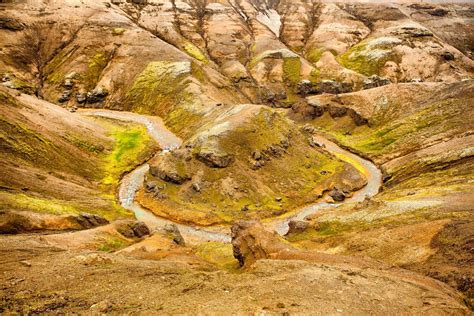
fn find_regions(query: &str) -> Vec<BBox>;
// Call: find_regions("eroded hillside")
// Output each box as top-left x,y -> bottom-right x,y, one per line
0,0 -> 473,314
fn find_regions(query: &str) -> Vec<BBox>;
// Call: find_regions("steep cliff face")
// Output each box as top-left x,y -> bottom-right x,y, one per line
1,0 -> 472,112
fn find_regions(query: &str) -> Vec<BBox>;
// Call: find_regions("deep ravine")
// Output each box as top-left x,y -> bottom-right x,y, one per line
80,109 -> 382,242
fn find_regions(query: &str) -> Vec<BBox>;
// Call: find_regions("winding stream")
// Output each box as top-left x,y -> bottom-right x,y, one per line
80,110 -> 382,243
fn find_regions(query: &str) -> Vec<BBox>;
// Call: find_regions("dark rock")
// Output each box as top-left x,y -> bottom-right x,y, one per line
313,80 -> 353,94
306,101 -> 325,118
428,8 -> 448,17
145,181 -> 158,193
250,159 -> 265,170
163,223 -> 185,246
301,124 -> 315,134
0,18 -> 24,31
195,149 -> 234,168
76,93 -> 87,104
348,109 -> 368,126
63,79 -> 74,89
328,106 -> 347,118
441,51 -> 455,61
252,150 -> 262,161
75,213 -> 109,228
58,90 -> 72,103
117,221 -> 150,238
363,75 -> 391,90
296,80 -> 314,96
329,188 -> 346,202
131,221 -> 150,238
192,182 -> 201,192
86,87 -> 108,104
149,154 -> 191,184
286,220 -> 309,235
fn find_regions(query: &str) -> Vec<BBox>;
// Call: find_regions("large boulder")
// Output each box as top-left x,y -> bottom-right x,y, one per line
194,146 -> 234,168
314,80 -> 353,94
116,221 -> 150,238
329,188 -> 346,202
231,221 -> 292,267
149,152 -> 191,184
363,75 -> 391,90
286,220 -> 309,235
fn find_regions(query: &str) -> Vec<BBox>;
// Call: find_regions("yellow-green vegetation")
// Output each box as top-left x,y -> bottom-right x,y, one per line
317,98 -> 470,160
97,235 -> 128,252
337,41 -> 399,76
98,120 -> 154,187
282,57 -> 301,86
1,73 -> 35,94
124,61 -> 192,115
144,108 -> 354,224
309,68 -> 321,83
82,51 -> 109,90
194,242 -> 239,270
0,192 -> 129,220
44,45 -> 78,85
183,42 -> 208,63
112,28 -> 126,36
287,221 -> 363,243
306,47 -> 326,64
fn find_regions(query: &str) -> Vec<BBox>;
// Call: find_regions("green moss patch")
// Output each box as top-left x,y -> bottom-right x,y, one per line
337,40 -> 400,76
124,61 -> 192,115
283,57 -> 301,86
97,119 -> 155,187
82,51 -> 110,90
144,108 -> 353,224
0,192 -> 129,221
183,42 -> 208,63
194,242 -> 239,270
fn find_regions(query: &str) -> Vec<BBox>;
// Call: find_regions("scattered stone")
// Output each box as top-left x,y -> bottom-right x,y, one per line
363,75 -> 391,90
145,181 -> 158,193
313,80 -> 353,95
277,302 -> 286,309
65,72 -> 77,80
58,90 -> 72,103
410,78 -> 424,83
20,260 -> 32,267
241,205 -> 249,212
132,221 -> 150,238
428,8 -> 448,16
441,51 -> 455,61
86,87 -> 108,104
0,17 -> 24,31
76,253 -> 112,266
192,182 -> 201,192
76,93 -> 86,104
149,154 -> 191,184
63,79 -> 73,89
164,223 -> 185,246
73,213 -> 109,229
117,221 -> 150,238
195,148 -> 234,168
329,188 -> 346,202
252,150 -> 262,161
328,106 -> 347,118
90,299 -> 112,313
302,125 -> 315,135
296,79 -> 313,96
275,196 -> 283,202
286,220 -> 309,235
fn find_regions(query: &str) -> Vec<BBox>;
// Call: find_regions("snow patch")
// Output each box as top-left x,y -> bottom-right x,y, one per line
256,9 -> 281,38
